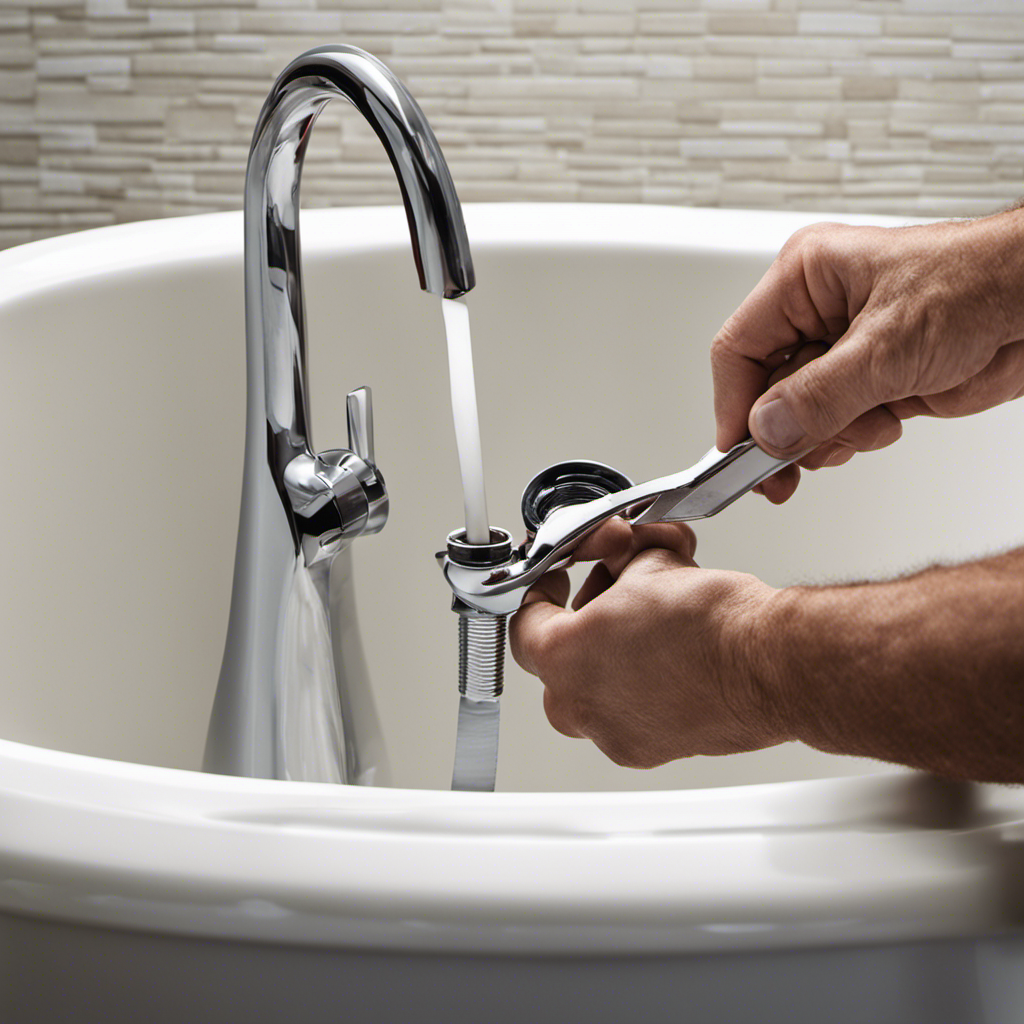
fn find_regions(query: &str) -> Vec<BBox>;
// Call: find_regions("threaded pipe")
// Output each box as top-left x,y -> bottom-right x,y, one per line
458,613 -> 507,701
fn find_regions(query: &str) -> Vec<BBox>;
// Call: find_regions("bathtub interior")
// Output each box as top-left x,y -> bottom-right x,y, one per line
2,211 -> 1019,794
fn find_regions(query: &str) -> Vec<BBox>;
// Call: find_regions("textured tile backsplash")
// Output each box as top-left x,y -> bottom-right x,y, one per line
3,0 -> 1024,248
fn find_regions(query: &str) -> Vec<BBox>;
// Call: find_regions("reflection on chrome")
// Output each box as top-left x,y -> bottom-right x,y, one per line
204,45 -> 474,784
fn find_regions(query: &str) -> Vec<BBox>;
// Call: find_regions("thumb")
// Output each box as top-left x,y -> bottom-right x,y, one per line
749,332 -> 887,456
508,570 -> 570,678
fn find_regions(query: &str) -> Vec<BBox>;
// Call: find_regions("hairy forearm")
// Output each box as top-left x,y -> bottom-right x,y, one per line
759,547 -> 1024,783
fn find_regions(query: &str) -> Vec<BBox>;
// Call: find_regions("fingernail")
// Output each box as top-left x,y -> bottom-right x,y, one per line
754,398 -> 805,451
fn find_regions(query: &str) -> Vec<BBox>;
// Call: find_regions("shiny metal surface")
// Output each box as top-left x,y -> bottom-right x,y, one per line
630,438 -> 794,525
447,531 -> 509,792
441,438 -> 798,616
521,461 -> 634,538
204,46 -> 474,784
451,695 -> 501,792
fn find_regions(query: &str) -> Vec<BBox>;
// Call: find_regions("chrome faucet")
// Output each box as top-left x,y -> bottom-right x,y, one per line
204,45 -> 474,784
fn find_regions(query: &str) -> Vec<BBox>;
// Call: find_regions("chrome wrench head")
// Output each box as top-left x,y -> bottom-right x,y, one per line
439,439 -> 801,617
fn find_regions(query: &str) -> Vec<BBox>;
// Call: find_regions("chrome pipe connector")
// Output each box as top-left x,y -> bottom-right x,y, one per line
445,527 -> 512,792
446,528 -> 513,703
458,615 -> 507,703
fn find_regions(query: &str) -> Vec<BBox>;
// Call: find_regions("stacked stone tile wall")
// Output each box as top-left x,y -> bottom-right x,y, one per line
2,0 -> 1024,247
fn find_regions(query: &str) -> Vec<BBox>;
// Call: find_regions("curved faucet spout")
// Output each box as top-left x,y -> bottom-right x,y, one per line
250,44 -> 475,301
205,45 -> 474,784
247,44 -> 475,453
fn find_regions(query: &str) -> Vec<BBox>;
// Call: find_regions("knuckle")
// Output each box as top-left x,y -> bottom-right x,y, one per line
711,318 -> 738,358
781,223 -> 818,255
855,326 -> 924,407
507,618 -> 532,669
711,313 -> 755,372
606,515 -> 634,552
596,735 -> 651,770
780,222 -> 833,263
606,746 -> 637,769
567,686 -> 599,737
544,679 -> 600,740
527,628 -> 559,677
631,548 -> 682,575
782,364 -> 847,439
710,325 -> 739,381
510,616 -> 565,678
678,523 -> 698,560
710,330 -> 726,362
536,614 -> 586,679
789,220 -> 846,253
863,326 -> 906,386
882,416 -> 904,446
548,615 -> 581,660
543,687 -> 578,738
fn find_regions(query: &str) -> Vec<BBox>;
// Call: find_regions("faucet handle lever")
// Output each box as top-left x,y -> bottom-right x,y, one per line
346,386 -> 375,465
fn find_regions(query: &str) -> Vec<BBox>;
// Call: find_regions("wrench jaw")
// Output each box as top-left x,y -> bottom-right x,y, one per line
439,440 -> 800,614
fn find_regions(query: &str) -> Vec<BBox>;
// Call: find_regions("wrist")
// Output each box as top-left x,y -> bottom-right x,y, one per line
754,578 -> 902,761
722,576 -> 798,746
960,207 -> 1024,340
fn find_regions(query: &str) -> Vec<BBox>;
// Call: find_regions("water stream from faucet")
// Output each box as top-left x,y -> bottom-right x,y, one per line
441,297 -> 490,544
442,295 -> 504,791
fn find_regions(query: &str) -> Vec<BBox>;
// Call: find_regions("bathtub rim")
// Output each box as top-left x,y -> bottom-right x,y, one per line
1,734 -> 1023,956
0,201 -> 932,306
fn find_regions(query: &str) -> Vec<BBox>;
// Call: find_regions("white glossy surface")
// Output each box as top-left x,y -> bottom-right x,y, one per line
2,737 -> 1023,956
1,205 -> 1023,962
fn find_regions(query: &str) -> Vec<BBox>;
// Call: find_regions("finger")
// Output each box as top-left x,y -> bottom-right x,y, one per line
749,342 -> 830,499
570,516 -> 634,564
765,341 -> 830,388
794,402 -> 902,471
711,227 -> 850,450
910,336 -> 1024,418
758,463 -> 800,504
509,570 -> 571,678
617,545 -> 693,582
572,517 -> 697,576
833,404 -> 903,452
543,687 -> 584,738
572,562 -> 615,611
824,447 -> 856,469
799,444 -> 858,471
796,440 -> 845,471
749,326 -> 899,458
522,568 -> 571,608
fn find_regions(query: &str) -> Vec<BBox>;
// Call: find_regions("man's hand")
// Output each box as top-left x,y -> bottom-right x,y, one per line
510,520 -> 1024,782
508,518 -> 787,769
713,210 -> 1024,503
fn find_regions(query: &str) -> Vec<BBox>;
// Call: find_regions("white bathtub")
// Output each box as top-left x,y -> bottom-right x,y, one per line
1,204 -> 1023,1022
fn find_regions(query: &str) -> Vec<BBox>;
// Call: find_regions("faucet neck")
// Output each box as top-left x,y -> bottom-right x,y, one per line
243,44 -> 474,460
210,46 -> 474,782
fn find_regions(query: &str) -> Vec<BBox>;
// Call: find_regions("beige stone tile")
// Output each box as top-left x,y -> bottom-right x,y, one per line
706,13 -> 796,35
636,13 -> 706,35
5,0 -> 1024,247
842,77 -> 898,100
166,105 -> 238,140
36,85 -> 171,123
756,77 -> 843,99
